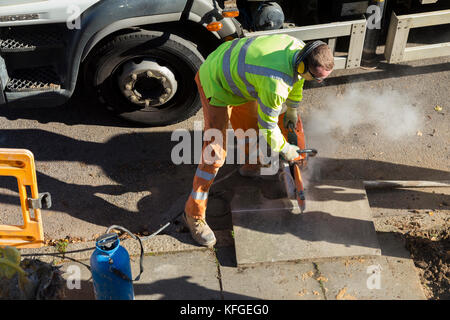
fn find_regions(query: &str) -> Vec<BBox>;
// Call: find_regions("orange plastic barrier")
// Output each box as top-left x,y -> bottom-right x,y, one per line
0,149 -> 47,248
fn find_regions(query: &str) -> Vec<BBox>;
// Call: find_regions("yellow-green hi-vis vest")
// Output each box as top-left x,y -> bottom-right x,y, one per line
199,34 -> 306,153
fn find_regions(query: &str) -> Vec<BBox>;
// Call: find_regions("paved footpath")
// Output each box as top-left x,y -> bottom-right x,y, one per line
21,228 -> 425,300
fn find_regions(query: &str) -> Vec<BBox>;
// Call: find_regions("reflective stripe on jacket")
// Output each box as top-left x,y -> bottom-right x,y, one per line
199,34 -> 305,152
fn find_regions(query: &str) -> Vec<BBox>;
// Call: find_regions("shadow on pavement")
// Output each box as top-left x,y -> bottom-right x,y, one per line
63,277 -> 257,300
0,87 -> 143,128
0,128 -> 448,238
305,61 -> 450,89
133,276 -> 257,300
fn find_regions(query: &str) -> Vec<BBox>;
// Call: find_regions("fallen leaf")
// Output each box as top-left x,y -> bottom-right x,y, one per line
434,105 -> 442,112
416,131 -> 423,136
336,287 -> 347,300
316,276 -> 328,282
297,289 -> 307,296
313,291 -> 320,296
336,287 -> 357,300
427,211 -> 434,216
302,271 -> 314,281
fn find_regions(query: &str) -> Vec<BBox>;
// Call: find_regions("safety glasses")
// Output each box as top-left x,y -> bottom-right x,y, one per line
308,70 -> 326,82
304,61 -> 326,82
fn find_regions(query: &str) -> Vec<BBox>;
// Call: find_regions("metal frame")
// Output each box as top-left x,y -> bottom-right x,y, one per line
244,19 -> 367,69
385,9 -> 450,63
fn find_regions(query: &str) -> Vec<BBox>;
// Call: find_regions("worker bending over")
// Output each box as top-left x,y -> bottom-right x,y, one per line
184,34 -> 334,247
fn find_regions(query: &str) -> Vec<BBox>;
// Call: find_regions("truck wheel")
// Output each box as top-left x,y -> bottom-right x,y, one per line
86,30 -> 204,126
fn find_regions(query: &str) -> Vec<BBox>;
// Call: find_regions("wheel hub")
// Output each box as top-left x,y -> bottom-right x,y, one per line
118,60 -> 177,107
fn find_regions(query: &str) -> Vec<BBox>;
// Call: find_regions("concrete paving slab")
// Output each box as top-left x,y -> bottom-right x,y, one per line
314,232 -> 426,300
60,249 -> 222,300
216,247 -> 325,300
55,233 -> 424,300
59,260 -> 95,299
374,232 -> 426,299
132,250 -> 221,300
231,181 -> 381,266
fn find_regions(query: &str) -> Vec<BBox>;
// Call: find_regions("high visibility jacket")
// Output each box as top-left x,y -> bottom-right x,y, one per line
199,34 -> 305,153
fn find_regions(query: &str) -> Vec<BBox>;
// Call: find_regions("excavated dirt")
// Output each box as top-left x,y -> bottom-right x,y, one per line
370,187 -> 450,300
402,228 -> 449,300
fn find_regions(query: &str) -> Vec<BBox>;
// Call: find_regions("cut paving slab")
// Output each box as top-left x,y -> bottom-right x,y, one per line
231,180 -> 382,266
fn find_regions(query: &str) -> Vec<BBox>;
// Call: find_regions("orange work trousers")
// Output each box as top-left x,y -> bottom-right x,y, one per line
185,72 -> 305,219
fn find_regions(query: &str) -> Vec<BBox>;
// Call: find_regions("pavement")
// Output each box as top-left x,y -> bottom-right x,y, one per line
4,39 -> 448,302
230,181 -> 382,266
19,186 -> 427,301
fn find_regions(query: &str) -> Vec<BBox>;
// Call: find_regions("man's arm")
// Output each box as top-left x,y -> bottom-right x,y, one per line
283,78 -> 305,128
256,90 -> 287,153
286,78 -> 305,108
256,90 -> 300,162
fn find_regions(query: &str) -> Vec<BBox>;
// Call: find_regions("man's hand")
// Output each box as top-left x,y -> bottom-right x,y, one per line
280,143 -> 300,161
283,106 -> 298,129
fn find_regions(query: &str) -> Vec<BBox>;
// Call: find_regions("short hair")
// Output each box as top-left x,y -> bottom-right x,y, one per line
306,44 -> 334,71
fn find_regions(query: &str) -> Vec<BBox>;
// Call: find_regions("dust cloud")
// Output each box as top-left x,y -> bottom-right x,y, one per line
304,87 -> 421,149
300,86 -> 422,185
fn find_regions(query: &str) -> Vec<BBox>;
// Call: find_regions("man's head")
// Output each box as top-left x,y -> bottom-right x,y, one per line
297,42 -> 334,82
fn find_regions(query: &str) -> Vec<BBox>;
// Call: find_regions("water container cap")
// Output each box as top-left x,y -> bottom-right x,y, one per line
95,233 -> 120,254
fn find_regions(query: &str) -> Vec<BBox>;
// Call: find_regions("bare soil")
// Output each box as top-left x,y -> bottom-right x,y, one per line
403,228 -> 449,300
370,187 -> 450,300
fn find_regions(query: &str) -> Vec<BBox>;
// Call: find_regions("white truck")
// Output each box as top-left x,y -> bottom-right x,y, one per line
0,0 -> 449,126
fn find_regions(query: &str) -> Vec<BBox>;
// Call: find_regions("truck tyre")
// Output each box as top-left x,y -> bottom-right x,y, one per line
85,30 -> 204,126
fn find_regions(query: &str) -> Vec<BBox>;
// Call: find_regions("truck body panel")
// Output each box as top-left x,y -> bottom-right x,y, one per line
0,0 -> 237,109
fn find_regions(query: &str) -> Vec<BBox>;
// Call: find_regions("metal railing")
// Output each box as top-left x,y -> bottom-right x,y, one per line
244,19 -> 367,70
385,9 -> 450,63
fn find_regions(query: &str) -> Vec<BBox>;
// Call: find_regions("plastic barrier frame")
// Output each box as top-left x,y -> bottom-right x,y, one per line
0,149 -> 44,248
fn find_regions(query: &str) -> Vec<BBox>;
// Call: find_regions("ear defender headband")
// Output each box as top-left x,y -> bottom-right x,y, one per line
297,40 -> 327,75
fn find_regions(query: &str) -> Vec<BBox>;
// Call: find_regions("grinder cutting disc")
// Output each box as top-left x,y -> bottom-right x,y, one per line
293,163 -> 306,213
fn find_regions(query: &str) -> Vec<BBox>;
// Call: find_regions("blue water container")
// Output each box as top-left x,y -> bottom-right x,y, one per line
90,233 -> 134,300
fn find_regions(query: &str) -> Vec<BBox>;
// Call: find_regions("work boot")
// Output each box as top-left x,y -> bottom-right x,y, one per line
183,212 -> 216,247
